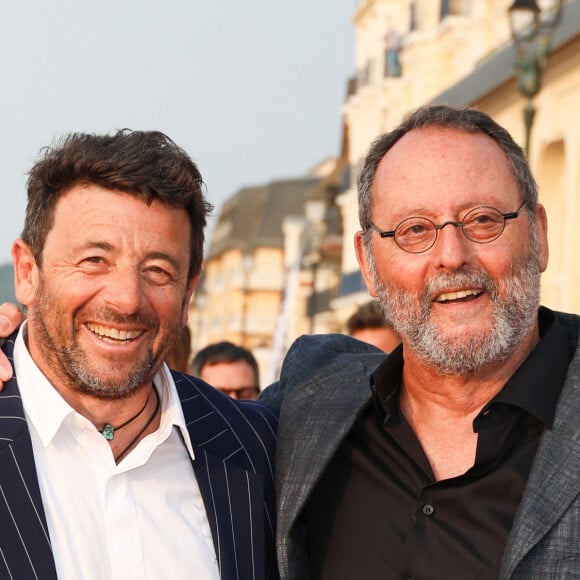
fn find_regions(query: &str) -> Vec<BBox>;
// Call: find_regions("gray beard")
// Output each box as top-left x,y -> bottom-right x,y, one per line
370,253 -> 541,376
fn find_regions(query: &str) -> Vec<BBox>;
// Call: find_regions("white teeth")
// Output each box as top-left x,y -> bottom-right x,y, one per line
436,289 -> 481,302
86,323 -> 143,341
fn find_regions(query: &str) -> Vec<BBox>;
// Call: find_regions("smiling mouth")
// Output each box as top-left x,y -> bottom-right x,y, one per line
435,289 -> 483,303
86,323 -> 144,343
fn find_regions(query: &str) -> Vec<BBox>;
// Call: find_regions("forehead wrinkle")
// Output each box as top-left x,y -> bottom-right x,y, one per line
379,199 -> 505,225
77,240 -> 115,252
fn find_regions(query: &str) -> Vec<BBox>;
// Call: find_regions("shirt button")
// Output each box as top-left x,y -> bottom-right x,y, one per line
422,504 -> 435,516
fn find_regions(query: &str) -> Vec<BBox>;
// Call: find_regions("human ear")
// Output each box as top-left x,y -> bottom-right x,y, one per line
533,204 -> 549,273
11,239 -> 39,306
354,231 -> 379,298
181,271 -> 201,326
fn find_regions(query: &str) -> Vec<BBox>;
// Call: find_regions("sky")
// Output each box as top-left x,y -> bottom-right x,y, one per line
0,0 -> 356,265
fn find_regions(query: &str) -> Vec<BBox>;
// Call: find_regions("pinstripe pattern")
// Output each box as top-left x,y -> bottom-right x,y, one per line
0,337 -> 57,580
0,334 -> 278,580
0,548 -> 14,580
174,372 -> 278,580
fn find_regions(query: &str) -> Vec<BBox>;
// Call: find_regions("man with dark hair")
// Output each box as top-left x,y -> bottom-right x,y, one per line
346,299 -> 400,352
22,130 -> 209,282
260,105 -> 579,579
192,341 -> 261,400
0,130 -> 277,579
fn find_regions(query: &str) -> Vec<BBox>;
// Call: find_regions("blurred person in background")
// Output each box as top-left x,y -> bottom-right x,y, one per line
346,299 -> 400,353
192,341 -> 261,400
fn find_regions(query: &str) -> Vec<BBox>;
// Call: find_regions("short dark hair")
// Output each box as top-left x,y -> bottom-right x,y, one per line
191,341 -> 259,385
357,105 -> 537,237
23,129 -> 212,281
346,300 -> 392,335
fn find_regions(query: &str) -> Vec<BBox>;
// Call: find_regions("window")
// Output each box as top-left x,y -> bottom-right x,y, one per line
410,2 -> 417,32
440,0 -> 471,20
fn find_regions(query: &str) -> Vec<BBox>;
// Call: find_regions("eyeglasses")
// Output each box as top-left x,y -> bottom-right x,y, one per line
366,201 -> 528,254
215,385 -> 260,400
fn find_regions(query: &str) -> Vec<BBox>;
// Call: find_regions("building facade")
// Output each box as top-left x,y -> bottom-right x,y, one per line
189,163 -> 343,384
191,0 -> 580,383
336,0 -> 580,319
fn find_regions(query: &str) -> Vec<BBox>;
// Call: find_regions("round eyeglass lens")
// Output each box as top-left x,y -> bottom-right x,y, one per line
395,217 -> 437,252
462,207 -> 505,242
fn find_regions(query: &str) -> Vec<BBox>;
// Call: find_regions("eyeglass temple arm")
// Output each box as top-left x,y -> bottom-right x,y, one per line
367,222 -> 396,238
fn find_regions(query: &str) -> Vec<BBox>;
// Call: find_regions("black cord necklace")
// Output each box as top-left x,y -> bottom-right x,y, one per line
114,387 -> 160,464
100,392 -> 151,441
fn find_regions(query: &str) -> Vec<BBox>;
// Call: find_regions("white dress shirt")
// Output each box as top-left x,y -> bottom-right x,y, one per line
14,324 -> 220,580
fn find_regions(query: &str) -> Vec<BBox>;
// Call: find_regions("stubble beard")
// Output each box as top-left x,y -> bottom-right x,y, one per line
368,242 -> 542,376
30,283 -> 180,400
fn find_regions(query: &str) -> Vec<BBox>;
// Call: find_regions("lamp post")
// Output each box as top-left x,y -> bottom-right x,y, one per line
508,0 -> 564,157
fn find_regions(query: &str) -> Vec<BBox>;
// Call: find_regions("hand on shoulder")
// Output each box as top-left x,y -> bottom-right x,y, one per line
0,302 -> 24,384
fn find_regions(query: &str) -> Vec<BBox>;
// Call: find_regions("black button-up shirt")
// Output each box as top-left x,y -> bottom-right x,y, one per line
305,308 -> 575,579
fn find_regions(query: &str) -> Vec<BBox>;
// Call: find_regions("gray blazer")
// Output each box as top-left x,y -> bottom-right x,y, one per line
260,310 -> 580,579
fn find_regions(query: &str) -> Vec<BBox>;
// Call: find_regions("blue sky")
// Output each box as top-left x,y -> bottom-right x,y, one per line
0,0 -> 355,265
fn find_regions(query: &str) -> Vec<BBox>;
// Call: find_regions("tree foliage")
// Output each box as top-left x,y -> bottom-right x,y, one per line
0,263 -> 17,305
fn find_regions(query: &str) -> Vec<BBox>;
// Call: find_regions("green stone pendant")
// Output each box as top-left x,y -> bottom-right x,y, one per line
102,424 -> 115,440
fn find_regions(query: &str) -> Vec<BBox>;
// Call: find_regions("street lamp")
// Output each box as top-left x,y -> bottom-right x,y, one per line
508,0 -> 564,157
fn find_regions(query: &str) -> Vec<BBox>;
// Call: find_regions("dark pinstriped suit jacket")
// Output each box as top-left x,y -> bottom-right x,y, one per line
0,333 -> 279,580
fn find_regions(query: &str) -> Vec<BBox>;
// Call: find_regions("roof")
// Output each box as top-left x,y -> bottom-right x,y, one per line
206,176 -> 322,259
